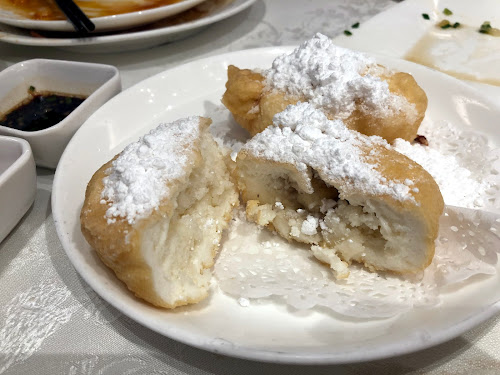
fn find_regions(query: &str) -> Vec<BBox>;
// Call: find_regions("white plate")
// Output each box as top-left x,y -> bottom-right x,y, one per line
0,0 -> 255,53
0,0 -> 207,32
52,48 -> 500,364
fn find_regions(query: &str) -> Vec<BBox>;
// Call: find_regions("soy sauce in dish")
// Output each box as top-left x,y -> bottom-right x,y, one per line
0,87 -> 86,132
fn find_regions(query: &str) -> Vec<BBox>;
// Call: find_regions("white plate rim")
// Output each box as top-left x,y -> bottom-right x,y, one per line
0,0 -> 256,49
52,47 -> 500,364
0,0 -> 207,32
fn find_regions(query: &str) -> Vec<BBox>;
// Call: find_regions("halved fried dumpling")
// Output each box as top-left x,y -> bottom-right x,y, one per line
234,102 -> 443,278
81,117 -> 239,308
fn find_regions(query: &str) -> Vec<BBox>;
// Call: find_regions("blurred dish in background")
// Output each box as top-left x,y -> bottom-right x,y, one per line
404,23 -> 500,87
0,0 -> 255,53
0,0 -> 208,32
333,0 -> 500,92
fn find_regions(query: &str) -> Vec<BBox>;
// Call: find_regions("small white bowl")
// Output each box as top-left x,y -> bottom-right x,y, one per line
0,59 -> 121,169
0,136 -> 36,243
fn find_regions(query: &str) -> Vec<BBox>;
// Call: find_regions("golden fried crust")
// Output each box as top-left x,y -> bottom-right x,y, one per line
222,65 -> 428,142
357,143 -> 444,270
331,144 -> 443,272
81,159 -> 176,308
80,118 -> 218,309
221,65 -> 266,135
345,72 -> 428,143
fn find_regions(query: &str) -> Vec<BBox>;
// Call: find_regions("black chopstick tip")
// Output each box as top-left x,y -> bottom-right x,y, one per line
54,0 -> 95,35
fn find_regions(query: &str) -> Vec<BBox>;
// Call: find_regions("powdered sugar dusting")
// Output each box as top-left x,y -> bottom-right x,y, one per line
394,120 -> 500,210
301,215 -> 319,235
394,139 -> 485,208
243,102 -> 413,201
265,33 -> 415,120
101,117 -> 201,224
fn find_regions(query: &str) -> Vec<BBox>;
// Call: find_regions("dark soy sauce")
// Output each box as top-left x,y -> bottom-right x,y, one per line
0,88 -> 86,132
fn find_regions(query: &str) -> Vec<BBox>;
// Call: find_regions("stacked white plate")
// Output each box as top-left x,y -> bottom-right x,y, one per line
0,0 -> 256,53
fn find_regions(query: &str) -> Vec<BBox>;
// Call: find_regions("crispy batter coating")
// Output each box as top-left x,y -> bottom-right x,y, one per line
222,65 -> 428,143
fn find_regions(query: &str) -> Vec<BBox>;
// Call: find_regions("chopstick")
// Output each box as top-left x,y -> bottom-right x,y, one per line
54,0 -> 96,35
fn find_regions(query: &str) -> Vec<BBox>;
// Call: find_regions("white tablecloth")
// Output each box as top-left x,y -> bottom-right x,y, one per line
0,1 -> 499,373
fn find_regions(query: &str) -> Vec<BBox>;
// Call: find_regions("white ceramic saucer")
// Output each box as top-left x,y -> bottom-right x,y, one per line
0,136 -> 36,243
0,59 -> 121,169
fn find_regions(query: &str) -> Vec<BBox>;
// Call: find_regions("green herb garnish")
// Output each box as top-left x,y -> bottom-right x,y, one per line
28,85 -> 35,93
480,22 -> 500,36
479,21 -> 492,33
443,8 -> 452,16
351,22 -> 360,28
422,13 -> 430,20
438,20 -> 451,29
452,22 -> 460,28
344,30 -> 352,36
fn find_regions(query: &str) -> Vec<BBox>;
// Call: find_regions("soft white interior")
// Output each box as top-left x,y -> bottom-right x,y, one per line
142,133 -> 236,306
240,160 -> 426,275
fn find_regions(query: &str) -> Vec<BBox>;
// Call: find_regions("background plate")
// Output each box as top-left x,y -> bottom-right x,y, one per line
0,0 -> 255,53
0,0 -> 207,32
333,0 -> 500,102
52,48 -> 500,364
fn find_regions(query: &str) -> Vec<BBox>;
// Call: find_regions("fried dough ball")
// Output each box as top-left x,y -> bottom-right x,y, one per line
222,65 -> 427,143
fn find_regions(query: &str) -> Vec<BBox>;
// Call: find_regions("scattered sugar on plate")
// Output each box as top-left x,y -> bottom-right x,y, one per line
395,120 -> 500,210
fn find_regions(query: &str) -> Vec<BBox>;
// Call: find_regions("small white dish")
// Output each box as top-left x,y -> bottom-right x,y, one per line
0,0 -> 256,53
0,0 -> 207,32
332,0 -> 500,96
0,136 -> 36,243
0,59 -> 121,169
